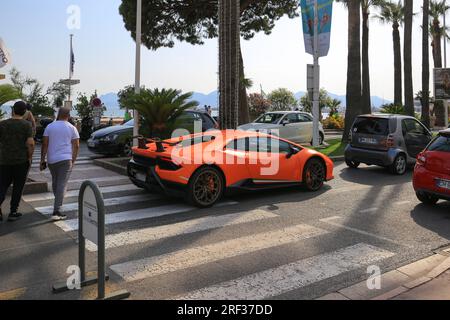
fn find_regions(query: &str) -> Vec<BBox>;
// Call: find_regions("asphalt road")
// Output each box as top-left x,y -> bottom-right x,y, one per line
1,156 -> 449,300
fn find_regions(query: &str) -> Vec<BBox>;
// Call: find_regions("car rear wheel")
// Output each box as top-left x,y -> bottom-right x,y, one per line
390,154 -> 407,175
345,159 -> 360,169
303,158 -> 326,191
187,167 -> 224,208
416,192 -> 439,205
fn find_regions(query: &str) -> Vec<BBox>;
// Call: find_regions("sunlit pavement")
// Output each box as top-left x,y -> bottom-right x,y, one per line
0,158 -> 449,300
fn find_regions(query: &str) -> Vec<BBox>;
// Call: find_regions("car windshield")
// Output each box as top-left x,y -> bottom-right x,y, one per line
428,135 -> 450,153
124,119 -> 134,126
254,113 -> 284,124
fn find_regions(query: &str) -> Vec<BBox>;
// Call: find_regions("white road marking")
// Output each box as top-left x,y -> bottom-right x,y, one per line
35,193 -> 161,215
23,184 -> 141,202
86,209 -> 279,251
393,201 -> 411,206
31,160 -> 93,168
54,201 -> 239,232
65,176 -> 129,184
110,224 -> 328,282
320,216 -> 413,248
359,208 -> 378,214
175,243 -> 395,300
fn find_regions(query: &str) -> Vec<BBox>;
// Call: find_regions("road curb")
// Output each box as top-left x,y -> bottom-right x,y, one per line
317,253 -> 450,300
93,158 -> 129,176
330,156 -> 344,163
371,256 -> 450,300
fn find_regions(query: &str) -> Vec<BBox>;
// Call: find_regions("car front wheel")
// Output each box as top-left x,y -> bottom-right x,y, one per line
303,158 -> 326,191
416,192 -> 439,205
122,140 -> 132,157
187,167 -> 224,208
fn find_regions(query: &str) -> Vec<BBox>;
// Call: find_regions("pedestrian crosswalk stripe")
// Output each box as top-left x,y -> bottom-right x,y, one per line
32,156 -> 92,162
23,184 -> 141,202
54,201 -> 239,232
86,209 -> 279,252
35,193 -> 161,215
31,160 -> 93,168
109,224 -> 328,282
65,176 -> 129,183
174,243 -> 395,300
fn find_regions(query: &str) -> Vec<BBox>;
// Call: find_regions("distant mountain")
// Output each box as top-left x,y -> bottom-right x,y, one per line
92,90 -> 394,117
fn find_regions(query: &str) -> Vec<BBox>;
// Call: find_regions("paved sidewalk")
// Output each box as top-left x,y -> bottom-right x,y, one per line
318,248 -> 450,300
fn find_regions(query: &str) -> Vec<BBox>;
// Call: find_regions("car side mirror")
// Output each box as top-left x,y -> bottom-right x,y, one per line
286,146 -> 300,159
281,120 -> 289,126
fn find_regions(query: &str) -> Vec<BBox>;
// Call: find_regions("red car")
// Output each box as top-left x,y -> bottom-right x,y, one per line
413,129 -> 450,204
128,130 -> 334,208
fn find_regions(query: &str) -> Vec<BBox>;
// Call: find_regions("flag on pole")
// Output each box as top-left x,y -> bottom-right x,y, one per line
0,37 -> 11,69
70,36 -> 75,78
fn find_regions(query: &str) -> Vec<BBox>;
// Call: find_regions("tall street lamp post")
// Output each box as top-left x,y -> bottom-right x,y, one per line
134,0 -> 142,147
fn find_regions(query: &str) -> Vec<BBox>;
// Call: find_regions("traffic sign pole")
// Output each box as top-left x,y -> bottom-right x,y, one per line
312,0 -> 321,147
52,181 -> 130,300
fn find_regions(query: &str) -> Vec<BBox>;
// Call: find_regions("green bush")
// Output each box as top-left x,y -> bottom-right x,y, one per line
322,114 -> 344,130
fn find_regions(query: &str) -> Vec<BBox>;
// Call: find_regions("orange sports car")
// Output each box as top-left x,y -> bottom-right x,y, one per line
128,130 -> 334,207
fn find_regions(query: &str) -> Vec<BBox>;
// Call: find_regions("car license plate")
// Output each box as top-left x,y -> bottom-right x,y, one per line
88,141 -> 95,148
436,179 -> 450,190
359,137 -> 377,144
135,172 -> 146,182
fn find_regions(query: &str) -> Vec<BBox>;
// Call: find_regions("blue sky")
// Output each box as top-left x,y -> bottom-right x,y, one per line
0,1 -> 435,101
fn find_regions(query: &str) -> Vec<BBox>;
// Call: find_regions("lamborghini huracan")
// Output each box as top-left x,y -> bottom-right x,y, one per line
128,130 -> 334,208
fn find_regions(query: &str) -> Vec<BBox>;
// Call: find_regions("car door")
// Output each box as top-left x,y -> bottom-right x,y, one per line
298,113 -> 314,143
278,113 -> 301,142
246,136 -> 300,182
402,119 -> 433,158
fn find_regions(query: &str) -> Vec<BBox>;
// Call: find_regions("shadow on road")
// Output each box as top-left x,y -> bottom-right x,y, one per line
339,166 -> 413,186
410,202 -> 450,242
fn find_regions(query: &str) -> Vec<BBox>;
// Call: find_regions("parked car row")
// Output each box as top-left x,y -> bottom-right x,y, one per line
344,114 -> 449,205
87,110 -> 218,157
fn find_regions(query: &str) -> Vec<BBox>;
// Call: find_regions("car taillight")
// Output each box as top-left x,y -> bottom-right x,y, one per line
417,152 -> 427,166
385,135 -> 395,148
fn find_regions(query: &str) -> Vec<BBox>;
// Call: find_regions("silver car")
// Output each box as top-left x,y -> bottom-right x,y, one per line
345,114 -> 433,175
238,111 -> 325,145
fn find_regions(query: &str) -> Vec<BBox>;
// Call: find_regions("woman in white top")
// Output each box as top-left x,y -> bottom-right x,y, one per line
22,104 -> 36,137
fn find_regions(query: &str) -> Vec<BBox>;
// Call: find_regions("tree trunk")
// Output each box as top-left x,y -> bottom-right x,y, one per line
218,0 -> 240,129
238,50 -> 250,125
432,19 -> 445,127
393,22 -> 402,106
404,0 -> 414,116
343,0 -> 362,142
361,9 -> 371,114
422,0 -> 430,128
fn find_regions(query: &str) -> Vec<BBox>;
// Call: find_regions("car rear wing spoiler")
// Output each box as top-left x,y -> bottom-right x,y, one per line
132,135 -> 179,152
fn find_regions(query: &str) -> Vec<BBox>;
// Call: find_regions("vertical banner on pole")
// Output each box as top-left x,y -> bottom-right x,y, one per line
300,0 -> 334,58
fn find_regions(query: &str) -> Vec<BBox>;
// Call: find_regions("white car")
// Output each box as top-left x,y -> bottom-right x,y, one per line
238,111 -> 325,145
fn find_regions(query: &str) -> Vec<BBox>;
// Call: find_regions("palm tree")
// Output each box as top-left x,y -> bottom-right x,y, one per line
361,0 -> 386,114
423,0 -> 431,128
429,0 -> 449,126
0,84 -> 21,107
376,1 -> 405,106
404,0 -> 415,116
343,0 -> 363,142
218,0 -> 240,129
329,98 -> 342,117
122,88 -> 198,138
